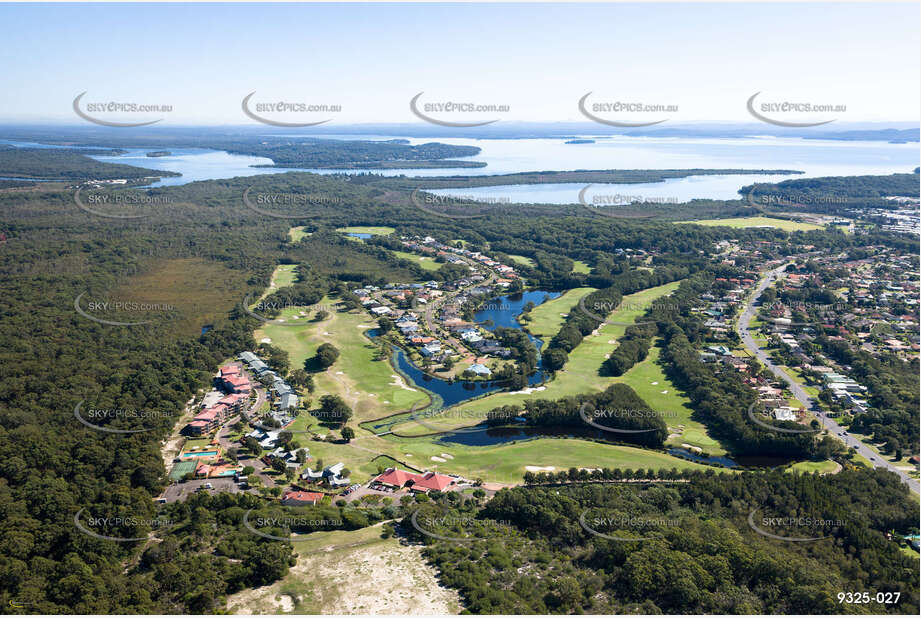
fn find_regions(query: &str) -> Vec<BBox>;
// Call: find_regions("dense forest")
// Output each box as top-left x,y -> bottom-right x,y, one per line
405,468 -> 919,614
0,150 -> 917,613
742,172 -> 920,215
0,148 -> 178,181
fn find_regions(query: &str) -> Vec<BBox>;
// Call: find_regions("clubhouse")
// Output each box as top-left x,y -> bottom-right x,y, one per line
371,467 -> 457,493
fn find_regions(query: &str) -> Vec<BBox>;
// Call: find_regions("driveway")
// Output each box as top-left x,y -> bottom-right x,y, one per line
738,265 -> 919,495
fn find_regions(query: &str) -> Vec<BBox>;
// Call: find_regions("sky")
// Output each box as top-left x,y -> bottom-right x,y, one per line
1,2 -> 918,126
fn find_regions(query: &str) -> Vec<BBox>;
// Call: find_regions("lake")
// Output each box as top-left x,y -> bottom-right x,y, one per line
3,134 -> 916,200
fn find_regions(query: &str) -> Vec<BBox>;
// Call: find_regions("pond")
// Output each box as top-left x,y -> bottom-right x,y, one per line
472,289 -> 561,386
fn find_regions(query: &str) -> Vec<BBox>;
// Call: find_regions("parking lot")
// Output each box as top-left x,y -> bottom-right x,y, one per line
158,477 -> 243,503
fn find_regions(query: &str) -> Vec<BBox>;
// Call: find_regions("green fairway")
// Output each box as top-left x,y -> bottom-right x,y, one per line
787,460 -> 840,474
288,226 -> 311,242
521,287 -> 595,338
389,280 -> 683,432
254,297 -> 429,424
613,343 -> 726,454
336,226 -> 396,236
378,436 -> 714,484
572,260 -> 591,274
507,254 -> 536,268
392,249 -> 441,271
675,216 -> 823,232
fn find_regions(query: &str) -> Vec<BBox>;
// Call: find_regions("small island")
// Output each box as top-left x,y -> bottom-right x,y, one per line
565,139 -> 595,144
146,151 -> 172,157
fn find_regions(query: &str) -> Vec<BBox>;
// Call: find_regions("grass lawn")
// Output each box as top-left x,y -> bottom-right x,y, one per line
254,297 -> 429,424
181,438 -> 213,452
521,287 -> 595,338
572,259 -> 591,274
287,226 -> 311,242
391,249 -> 441,271
507,254 -> 536,268
389,280 -> 683,433
787,460 -> 840,474
675,216 -> 823,232
335,226 -> 396,236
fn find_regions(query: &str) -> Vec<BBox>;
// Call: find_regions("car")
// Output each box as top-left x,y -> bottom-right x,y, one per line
870,457 -> 876,461
204,482 -> 214,489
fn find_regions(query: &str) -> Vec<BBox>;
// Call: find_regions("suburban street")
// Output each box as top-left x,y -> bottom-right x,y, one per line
738,265 -> 919,495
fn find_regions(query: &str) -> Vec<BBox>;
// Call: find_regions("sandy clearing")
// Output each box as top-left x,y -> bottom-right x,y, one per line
525,465 -> 556,472
227,528 -> 460,615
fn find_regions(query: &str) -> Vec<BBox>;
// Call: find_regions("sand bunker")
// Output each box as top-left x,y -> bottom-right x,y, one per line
525,466 -> 556,472
389,374 -> 417,392
431,456 -> 447,462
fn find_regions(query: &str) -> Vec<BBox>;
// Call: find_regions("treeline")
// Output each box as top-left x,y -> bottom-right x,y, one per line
650,273 -> 839,459
541,266 -> 690,372
602,321 -> 657,376
0,148 -> 179,180
404,468 -> 919,614
486,383 -> 667,448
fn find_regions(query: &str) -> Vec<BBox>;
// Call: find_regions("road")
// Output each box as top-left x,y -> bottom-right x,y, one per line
738,265 -> 919,495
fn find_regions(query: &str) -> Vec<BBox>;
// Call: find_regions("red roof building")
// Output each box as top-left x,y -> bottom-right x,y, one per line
220,365 -> 240,377
223,374 -> 251,393
372,467 -> 456,493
